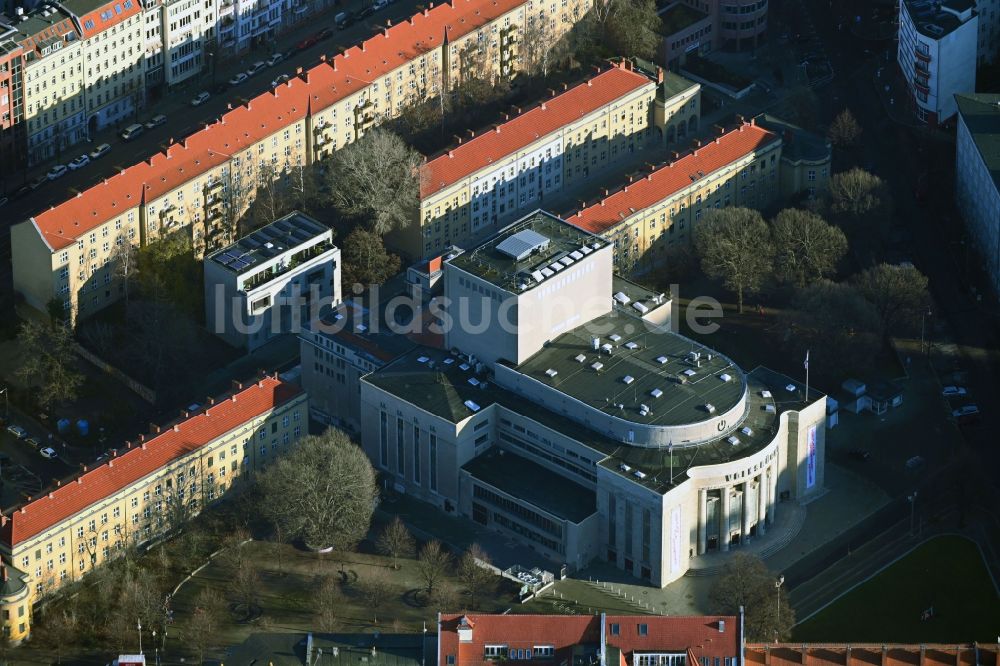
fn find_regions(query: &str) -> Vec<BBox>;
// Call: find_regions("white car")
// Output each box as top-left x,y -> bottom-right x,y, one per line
245,61 -> 266,77
46,164 -> 68,180
228,72 -> 249,85
941,386 -> 967,397
266,52 -> 284,67
190,91 -> 211,106
145,114 -> 168,129
120,123 -> 145,141
39,447 -> 59,459
68,154 -> 91,170
372,0 -> 389,10
271,74 -> 290,88
952,405 -> 980,418
89,143 -> 112,160
5,425 -> 27,439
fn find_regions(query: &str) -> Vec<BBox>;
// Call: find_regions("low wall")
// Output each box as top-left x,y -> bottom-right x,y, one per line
74,343 -> 157,404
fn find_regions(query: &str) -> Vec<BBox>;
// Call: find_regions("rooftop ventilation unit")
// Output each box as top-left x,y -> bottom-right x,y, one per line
601,343 -> 613,354
633,302 -> 649,314
417,356 -> 430,364
785,383 -> 797,392
764,404 -> 776,413
650,388 -> 663,399
459,363 -> 470,371
468,377 -> 480,387
656,356 -> 669,364
705,403 -> 716,414
544,368 -> 558,378
570,250 -> 584,260
683,368 -> 696,377
575,354 -> 587,363
592,337 -> 600,351
464,400 -> 481,413
559,256 -> 574,267
719,373 -> 732,382
620,463 -> 632,472
741,426 -> 753,437
634,470 -> 647,480
530,269 -> 545,283
613,292 -> 631,305
727,436 -> 740,446
591,361 -> 604,371
625,342 -> 638,350
541,267 -> 555,278
549,262 -> 564,272
579,244 -> 593,255
609,334 -> 622,343
443,358 -> 455,365
622,375 -> 634,385
760,390 -> 772,398
496,229 -> 550,261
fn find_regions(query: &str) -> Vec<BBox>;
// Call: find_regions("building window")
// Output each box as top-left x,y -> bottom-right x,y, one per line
638,624 -> 648,636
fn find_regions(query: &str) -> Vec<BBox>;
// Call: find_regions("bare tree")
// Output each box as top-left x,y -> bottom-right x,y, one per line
521,16 -> 560,77
709,553 -> 794,642
693,207 -> 774,313
358,567 -> 393,624
325,129 -> 425,235
376,517 -> 416,570
16,319 -> 84,410
428,582 -> 460,612
341,229 -> 402,288
256,428 -> 379,551
826,168 -> 892,236
186,587 -> 227,663
853,263 -> 930,343
771,209 -> 847,287
227,558 -> 262,619
312,575 -> 343,632
457,544 -> 496,610
828,109 -> 862,148
110,233 -> 138,306
416,540 -> 451,599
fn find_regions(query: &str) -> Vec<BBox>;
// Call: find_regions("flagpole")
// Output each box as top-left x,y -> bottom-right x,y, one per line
669,441 -> 674,485
804,350 -> 810,402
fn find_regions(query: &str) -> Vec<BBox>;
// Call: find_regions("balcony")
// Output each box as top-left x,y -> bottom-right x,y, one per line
240,241 -> 334,290
915,49 -> 931,62
204,177 -> 223,192
914,80 -> 929,94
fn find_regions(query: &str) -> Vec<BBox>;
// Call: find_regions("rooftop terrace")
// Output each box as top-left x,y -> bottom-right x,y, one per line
510,312 -> 746,428
447,211 -> 609,293
207,211 -> 332,276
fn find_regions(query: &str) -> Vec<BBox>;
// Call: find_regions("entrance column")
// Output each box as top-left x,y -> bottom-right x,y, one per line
697,488 -> 708,555
720,487 -> 731,552
741,482 -> 752,543
768,465 -> 778,525
757,474 -> 767,536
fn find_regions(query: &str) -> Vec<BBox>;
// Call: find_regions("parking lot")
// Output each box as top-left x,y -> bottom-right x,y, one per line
0,418 -> 98,509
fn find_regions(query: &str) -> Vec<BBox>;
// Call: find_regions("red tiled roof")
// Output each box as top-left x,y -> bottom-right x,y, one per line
28,0 -> 531,252
75,0 -> 143,39
744,644 -> 1000,666
438,614 -> 740,666
420,63 -> 655,198
0,377 -> 303,548
568,122 -> 780,235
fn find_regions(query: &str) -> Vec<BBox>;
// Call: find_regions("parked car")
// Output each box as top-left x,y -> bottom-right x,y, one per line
28,175 -> 49,190
145,113 -> 168,129
46,164 -> 68,180
39,447 -> 58,459
334,10 -> 353,28
211,83 -> 229,94
271,73 -> 290,88
357,6 -> 374,18
12,184 -> 33,199
372,0 -> 389,10
848,449 -> 871,461
68,154 -> 91,170
266,52 -> 284,66
120,123 -> 145,141
0,196 -> 7,208
296,35 -> 319,50
941,386 -> 967,397
89,143 -> 112,160
25,437 -> 40,449
245,61 -> 266,77
190,91 -> 211,106
905,455 -> 925,470
952,404 -> 980,418
228,72 -> 249,85
316,27 -> 333,40
5,425 -> 27,439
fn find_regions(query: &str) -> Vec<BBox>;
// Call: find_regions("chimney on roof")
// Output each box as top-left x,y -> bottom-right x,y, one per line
233,380 -> 243,391
541,102 -> 547,111
671,151 -> 680,160
920,646 -> 927,666
587,79 -> 592,87
881,646 -> 889,666
209,397 -> 215,405
845,647 -> 852,666
547,88 -> 555,98
141,441 -> 147,450
1,515 -> 8,527
714,124 -> 725,135
173,425 -> 180,432
562,82 -> 568,90
448,150 -> 454,158
466,129 -> 474,138
495,126 -> 500,134
750,116 -> 756,126
657,67 -> 664,83
1,566 -> 7,583
150,423 -> 160,434
736,114 -> 745,124
182,410 -> 190,418
453,135 -> 462,145
297,66 -> 303,75
320,54 -> 326,62
231,395 -> 237,403
647,162 -> 656,172
55,480 -> 61,487
601,188 -> 609,196
627,174 -> 634,183
693,139 -> 702,148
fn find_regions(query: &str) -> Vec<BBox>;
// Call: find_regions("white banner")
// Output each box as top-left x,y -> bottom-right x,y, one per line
669,505 -> 682,574
806,425 -> 817,489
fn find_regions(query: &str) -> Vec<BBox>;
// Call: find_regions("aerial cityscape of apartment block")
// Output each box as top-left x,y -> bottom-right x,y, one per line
0,0 -> 997,659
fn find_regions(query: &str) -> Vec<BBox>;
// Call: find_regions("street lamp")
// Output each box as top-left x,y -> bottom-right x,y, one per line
774,575 -> 785,641
0,386 -> 8,420
908,492 -> 918,536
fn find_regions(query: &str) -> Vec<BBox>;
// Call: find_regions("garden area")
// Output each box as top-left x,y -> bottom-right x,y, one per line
794,536 -> 1000,643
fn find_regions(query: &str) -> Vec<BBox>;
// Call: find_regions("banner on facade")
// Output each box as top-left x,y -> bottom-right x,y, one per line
669,505 -> 682,574
806,425 -> 817,489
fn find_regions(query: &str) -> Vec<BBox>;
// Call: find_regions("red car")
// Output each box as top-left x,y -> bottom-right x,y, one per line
297,35 -> 319,50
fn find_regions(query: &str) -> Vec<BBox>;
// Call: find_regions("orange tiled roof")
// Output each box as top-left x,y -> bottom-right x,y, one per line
0,377 -> 303,548
74,0 -> 143,39
420,63 -> 655,198
567,121 -> 779,235
28,0 -> 531,252
744,644 -> 999,666
438,613 -> 740,666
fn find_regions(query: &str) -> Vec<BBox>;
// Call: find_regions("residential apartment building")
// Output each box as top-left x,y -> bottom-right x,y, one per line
140,0 -> 164,90
567,114 -> 830,274
159,0 -> 215,86
0,21 -> 24,167
955,93 -> 1000,296
70,0 -> 145,133
205,211 -> 341,351
358,211 -> 827,586
14,5 -> 87,166
437,613 -> 741,666
218,0 -> 279,55
12,0 -> 589,322
404,63 -> 700,260
897,0 -> 978,124
0,377 -> 306,640
0,375 -> 306,643
659,0 -> 768,69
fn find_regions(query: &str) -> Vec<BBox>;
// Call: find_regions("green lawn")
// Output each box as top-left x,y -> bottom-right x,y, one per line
794,536 -> 1000,643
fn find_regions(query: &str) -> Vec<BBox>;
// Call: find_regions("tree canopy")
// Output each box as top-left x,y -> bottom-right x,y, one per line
827,109 -> 862,148
256,428 -> 378,551
325,129 -> 424,235
771,208 -> 847,286
853,263 -> 930,342
709,553 -> 794,642
785,279 -> 880,374
16,319 -> 84,410
341,228 -> 403,288
694,207 -> 774,313
826,168 -> 892,237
